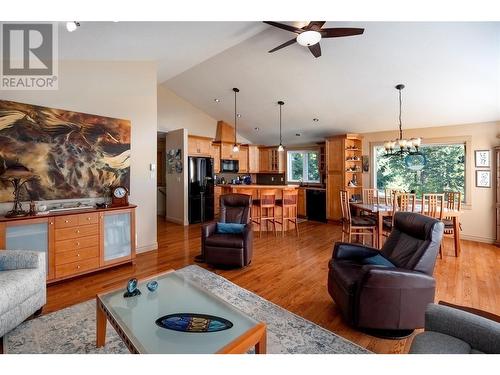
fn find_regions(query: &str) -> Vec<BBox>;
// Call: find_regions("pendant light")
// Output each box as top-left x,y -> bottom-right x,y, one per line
277,101 -> 285,152
232,87 -> 240,153
383,84 -> 422,157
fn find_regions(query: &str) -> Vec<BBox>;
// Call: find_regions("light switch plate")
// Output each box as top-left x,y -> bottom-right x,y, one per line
150,163 -> 156,171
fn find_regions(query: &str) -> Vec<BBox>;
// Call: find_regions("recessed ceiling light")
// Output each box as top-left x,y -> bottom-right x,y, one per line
237,113 -> 242,118
313,118 -> 319,122
254,127 -> 260,131
66,21 -> 80,32
214,98 -> 220,103
296,133 -> 301,137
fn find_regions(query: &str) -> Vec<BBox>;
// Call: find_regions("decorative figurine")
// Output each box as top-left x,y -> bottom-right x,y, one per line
147,280 -> 158,292
123,278 -> 141,298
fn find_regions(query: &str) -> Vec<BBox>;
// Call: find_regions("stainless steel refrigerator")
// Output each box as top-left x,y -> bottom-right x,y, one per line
188,156 -> 214,224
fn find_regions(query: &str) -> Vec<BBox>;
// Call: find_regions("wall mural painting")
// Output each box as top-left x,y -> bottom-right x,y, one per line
0,100 -> 131,202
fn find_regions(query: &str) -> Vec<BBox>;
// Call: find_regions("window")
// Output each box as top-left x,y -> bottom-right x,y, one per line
287,150 -> 320,183
374,143 -> 466,199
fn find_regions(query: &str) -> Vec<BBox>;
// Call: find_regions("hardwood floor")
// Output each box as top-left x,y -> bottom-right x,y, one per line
45,217 -> 500,354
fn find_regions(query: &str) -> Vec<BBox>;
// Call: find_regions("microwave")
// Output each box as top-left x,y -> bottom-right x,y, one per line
221,159 -> 239,173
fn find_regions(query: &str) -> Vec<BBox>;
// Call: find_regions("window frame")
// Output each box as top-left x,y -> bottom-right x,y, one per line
370,136 -> 471,207
286,150 -> 321,183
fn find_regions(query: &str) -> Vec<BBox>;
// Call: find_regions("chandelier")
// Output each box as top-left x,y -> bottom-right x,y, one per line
383,84 -> 422,157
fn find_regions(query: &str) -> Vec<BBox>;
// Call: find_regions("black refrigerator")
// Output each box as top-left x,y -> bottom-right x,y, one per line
188,156 -> 214,224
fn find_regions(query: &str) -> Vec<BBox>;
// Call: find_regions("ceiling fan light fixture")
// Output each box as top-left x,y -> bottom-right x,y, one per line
66,21 -> 80,32
296,30 -> 321,47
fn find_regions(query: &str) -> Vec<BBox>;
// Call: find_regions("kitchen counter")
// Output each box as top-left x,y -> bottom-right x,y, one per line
220,184 -> 299,189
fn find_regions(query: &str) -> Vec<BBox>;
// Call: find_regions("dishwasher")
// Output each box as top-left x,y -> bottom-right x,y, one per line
306,189 -> 327,222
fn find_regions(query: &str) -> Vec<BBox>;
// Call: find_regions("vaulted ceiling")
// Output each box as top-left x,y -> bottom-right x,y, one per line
56,21 -> 500,144
164,22 -> 500,144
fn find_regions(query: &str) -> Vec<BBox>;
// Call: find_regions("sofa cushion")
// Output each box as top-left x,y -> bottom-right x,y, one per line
0,268 -> 44,316
360,254 -> 395,268
205,233 -> 244,248
217,222 -> 245,234
409,331 -> 472,354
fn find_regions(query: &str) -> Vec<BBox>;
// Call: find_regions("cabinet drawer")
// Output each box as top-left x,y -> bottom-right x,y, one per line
55,235 -> 99,253
55,246 -> 99,266
55,215 -> 79,228
55,224 -> 99,241
77,212 -> 99,226
55,257 -> 99,278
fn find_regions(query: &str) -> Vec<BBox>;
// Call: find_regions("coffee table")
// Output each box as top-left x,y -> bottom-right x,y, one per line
96,270 -> 266,354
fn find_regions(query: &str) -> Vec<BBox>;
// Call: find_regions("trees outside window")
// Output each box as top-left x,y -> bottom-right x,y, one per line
375,143 -> 466,199
287,151 -> 320,183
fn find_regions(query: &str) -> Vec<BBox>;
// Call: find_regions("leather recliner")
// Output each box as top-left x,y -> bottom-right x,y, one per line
201,194 -> 253,267
328,211 -> 444,333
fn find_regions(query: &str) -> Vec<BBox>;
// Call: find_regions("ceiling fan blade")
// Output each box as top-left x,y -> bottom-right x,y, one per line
321,28 -> 365,38
308,43 -> 321,58
268,38 -> 297,53
305,21 -> 326,31
263,21 -> 304,34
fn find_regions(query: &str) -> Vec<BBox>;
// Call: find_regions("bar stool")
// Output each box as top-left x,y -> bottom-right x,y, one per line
232,188 -> 255,221
276,188 -> 299,237
253,189 -> 277,237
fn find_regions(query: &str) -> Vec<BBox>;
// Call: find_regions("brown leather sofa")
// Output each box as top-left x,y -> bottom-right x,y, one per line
201,194 -> 253,267
328,211 -> 444,337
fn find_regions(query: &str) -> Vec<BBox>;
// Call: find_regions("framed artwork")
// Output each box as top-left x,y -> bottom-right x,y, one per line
475,170 -> 491,188
474,150 -> 490,168
0,100 -> 130,202
362,155 -> 369,173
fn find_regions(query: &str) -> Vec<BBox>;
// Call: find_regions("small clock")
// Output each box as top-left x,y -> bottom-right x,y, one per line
111,186 -> 129,207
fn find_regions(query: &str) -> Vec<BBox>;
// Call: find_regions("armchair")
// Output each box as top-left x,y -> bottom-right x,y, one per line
0,250 -> 46,353
200,194 -> 253,267
328,211 -> 444,337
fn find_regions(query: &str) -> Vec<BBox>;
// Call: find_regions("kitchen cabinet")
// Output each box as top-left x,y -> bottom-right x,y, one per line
188,135 -> 213,156
212,143 -> 221,173
259,147 -> 285,173
0,206 -> 136,283
298,188 -> 306,217
248,145 -> 260,173
221,142 -> 238,160
238,145 -> 249,173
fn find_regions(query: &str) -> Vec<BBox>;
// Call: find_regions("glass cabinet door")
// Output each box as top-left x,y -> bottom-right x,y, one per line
5,222 -> 49,272
103,212 -> 132,262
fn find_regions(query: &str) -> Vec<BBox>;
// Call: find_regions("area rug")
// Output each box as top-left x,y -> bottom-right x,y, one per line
5,265 -> 369,354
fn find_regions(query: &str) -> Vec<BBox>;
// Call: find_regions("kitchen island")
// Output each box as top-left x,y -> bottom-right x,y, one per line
216,184 -> 299,233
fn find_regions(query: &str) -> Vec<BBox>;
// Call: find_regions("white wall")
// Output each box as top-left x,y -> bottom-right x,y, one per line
157,84 -> 250,143
361,121 -> 500,243
0,60 -> 158,253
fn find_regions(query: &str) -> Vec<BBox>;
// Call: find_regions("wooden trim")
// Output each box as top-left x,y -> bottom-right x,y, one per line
99,211 -> 105,267
187,134 -> 214,141
48,217 -> 55,280
217,322 -> 267,354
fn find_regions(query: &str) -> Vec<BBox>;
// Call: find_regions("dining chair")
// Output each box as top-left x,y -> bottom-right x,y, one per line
443,191 -> 462,257
340,190 -> 376,246
384,188 -> 403,205
421,193 -> 445,258
381,192 -> 416,240
362,188 -> 379,205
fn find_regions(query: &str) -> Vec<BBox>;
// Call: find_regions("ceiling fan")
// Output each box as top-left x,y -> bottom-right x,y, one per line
264,21 -> 364,58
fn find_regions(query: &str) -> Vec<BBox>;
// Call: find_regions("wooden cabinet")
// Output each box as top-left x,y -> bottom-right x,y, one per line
188,135 -> 213,156
238,145 -> 249,173
0,205 -> 136,283
259,147 -> 285,173
221,142 -> 238,160
214,186 -> 222,218
248,145 -> 260,173
212,143 -> 221,173
325,134 -> 363,221
298,188 -> 306,217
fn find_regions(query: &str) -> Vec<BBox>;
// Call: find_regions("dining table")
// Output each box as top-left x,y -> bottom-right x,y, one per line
350,202 -> 462,256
